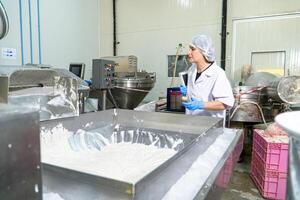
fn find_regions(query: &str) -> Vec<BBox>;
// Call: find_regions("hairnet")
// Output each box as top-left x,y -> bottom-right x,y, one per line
191,34 -> 215,62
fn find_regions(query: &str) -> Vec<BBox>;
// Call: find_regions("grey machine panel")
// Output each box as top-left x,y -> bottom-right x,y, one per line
0,104 -> 42,200
92,59 -> 115,89
0,76 -> 9,103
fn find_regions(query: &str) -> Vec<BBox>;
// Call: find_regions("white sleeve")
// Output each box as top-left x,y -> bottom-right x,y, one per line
212,72 -> 234,108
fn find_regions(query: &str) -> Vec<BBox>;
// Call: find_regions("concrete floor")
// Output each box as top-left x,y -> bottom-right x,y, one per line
221,156 -> 265,200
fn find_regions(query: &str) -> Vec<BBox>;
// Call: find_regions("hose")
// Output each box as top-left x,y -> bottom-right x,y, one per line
236,86 -> 266,98
230,100 -> 267,128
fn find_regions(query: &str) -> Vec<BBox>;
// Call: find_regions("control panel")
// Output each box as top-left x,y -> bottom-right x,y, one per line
92,59 -> 115,89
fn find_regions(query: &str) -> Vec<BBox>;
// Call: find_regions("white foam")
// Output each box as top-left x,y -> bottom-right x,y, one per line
41,126 -> 176,183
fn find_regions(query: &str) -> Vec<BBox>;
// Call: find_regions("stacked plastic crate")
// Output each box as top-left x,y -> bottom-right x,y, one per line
250,124 -> 289,200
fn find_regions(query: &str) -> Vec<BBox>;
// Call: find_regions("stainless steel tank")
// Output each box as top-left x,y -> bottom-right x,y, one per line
275,76 -> 300,104
109,72 -> 155,109
231,74 -> 300,123
231,86 -> 270,122
40,109 -> 243,200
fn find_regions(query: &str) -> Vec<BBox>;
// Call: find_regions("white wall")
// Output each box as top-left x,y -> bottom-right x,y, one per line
40,0 -> 100,79
0,0 -> 100,79
0,0 -> 23,65
231,14 -> 300,83
227,0 -> 300,83
99,0 -> 300,102
99,0 -> 113,57
3,0 -> 300,101
99,0 -> 223,102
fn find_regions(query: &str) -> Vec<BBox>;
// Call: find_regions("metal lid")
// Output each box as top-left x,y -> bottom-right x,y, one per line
0,2 -> 9,40
277,76 -> 300,104
114,72 -> 155,88
244,72 -> 278,87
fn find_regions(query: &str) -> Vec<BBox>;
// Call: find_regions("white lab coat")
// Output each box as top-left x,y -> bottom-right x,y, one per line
186,62 -> 234,118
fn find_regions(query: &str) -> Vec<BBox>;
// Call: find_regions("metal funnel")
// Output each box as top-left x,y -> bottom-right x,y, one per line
108,72 -> 155,109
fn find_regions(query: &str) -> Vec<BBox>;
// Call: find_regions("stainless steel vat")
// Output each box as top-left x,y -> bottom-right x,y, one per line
231,86 -> 270,122
41,109 -> 243,200
230,74 -> 300,123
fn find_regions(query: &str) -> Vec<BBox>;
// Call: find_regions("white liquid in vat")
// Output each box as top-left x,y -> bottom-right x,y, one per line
41,125 -> 176,183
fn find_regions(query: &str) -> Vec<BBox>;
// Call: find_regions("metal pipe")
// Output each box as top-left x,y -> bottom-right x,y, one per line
113,0 -> 117,56
221,0 -> 227,70
18,0 -> 25,65
102,89 -> 107,110
28,0 -> 33,63
37,0 -> 42,64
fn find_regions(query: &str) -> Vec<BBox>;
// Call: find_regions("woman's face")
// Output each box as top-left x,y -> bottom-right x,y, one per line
188,45 -> 205,63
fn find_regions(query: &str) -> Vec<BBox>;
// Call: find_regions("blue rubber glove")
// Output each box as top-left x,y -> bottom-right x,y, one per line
85,80 -> 92,86
182,97 -> 205,110
180,84 -> 187,96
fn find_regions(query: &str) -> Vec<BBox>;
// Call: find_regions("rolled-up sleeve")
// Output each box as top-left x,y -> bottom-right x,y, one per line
212,72 -> 234,108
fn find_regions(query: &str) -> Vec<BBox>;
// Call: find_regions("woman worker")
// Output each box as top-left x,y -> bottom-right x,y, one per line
180,34 -> 234,118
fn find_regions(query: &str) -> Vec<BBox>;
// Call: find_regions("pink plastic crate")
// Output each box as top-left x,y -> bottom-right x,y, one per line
253,129 -> 288,172
233,132 -> 244,162
251,151 -> 269,178
215,154 -> 234,188
215,133 -> 244,188
251,161 -> 287,200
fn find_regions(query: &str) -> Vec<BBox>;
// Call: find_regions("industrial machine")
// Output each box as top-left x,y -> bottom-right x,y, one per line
40,109 -> 243,200
230,72 -> 300,123
0,102 -> 243,199
90,57 -> 156,110
0,65 -> 90,120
